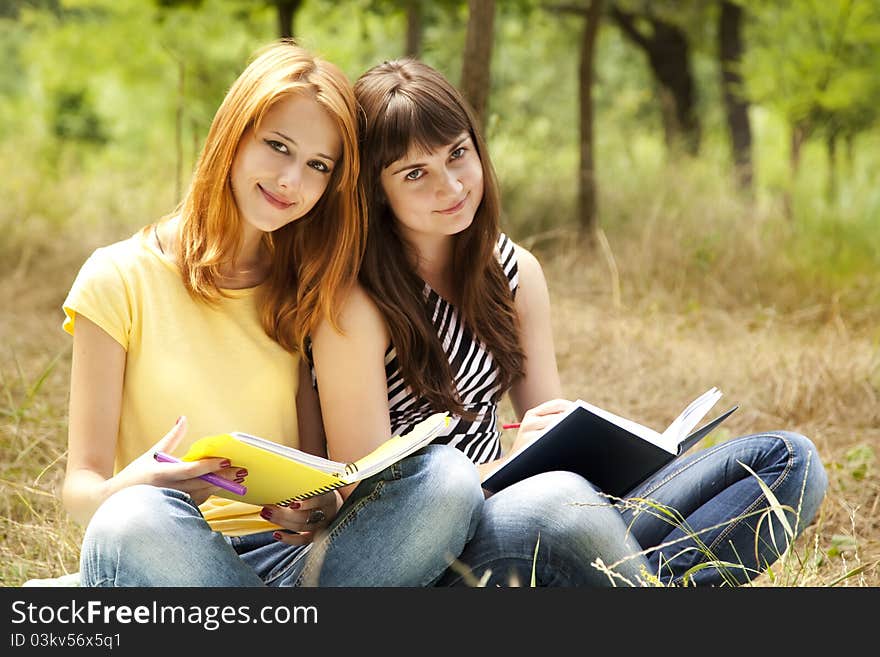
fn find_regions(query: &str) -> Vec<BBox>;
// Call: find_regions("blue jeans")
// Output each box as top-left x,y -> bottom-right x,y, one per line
80,445 -> 484,587
438,431 -> 827,587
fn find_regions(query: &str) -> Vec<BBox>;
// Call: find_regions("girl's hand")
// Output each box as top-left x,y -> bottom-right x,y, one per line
262,490 -> 343,546
508,399 -> 574,456
116,416 -> 243,505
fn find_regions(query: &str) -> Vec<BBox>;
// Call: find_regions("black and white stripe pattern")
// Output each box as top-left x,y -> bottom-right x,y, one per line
385,233 -> 518,465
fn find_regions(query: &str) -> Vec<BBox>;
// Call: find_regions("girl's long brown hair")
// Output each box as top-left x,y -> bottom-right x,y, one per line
158,40 -> 365,353
354,59 -> 524,415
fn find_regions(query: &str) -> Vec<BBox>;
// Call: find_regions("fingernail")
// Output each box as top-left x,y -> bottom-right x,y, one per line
272,532 -> 283,541
236,469 -> 248,478
219,459 -> 231,468
176,416 -> 183,425
289,502 -> 301,509
260,508 -> 273,520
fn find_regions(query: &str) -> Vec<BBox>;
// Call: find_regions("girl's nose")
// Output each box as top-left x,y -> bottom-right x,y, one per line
278,162 -> 303,192
437,167 -> 463,198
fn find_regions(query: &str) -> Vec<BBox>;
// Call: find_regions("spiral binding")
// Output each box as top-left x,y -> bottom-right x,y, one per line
277,481 -> 344,506
274,444 -> 366,506
275,462 -> 359,506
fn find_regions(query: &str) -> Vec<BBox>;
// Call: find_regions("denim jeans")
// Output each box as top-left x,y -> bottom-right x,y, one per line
80,445 -> 484,587
438,431 -> 827,587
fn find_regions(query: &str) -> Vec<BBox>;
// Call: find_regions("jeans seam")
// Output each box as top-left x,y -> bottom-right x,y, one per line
705,433 -> 794,553
652,433 -> 795,585
293,478 -> 389,586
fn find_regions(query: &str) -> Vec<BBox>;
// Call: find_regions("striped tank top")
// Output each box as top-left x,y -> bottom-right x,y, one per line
384,233 -> 518,465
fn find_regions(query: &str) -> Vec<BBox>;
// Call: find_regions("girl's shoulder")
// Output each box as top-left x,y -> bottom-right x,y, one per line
511,242 -> 543,276
495,232 -> 538,265
81,229 -> 166,275
315,282 -> 388,343
73,232 -> 146,282
495,233 -> 546,292
495,232 -> 519,292
67,230 -> 180,310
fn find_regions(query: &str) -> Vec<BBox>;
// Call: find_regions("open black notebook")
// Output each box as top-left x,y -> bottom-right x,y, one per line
482,387 -> 738,498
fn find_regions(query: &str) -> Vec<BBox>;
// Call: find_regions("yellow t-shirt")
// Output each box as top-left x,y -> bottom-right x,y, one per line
63,230 -> 299,536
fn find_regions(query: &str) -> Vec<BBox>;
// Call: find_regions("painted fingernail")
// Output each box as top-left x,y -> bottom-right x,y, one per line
219,459 -> 231,468
176,416 -> 184,425
236,469 -> 248,478
273,532 -> 283,541
289,502 -> 301,509
260,508 -> 273,520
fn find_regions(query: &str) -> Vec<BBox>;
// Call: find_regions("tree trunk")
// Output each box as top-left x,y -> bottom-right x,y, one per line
844,133 -> 855,171
719,0 -> 752,191
784,122 -> 808,220
611,7 -> 701,155
827,133 -> 837,203
405,0 -> 423,58
460,0 -> 495,130
578,0 -> 603,237
276,0 -> 303,39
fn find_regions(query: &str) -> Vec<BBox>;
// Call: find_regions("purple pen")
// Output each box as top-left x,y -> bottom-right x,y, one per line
153,451 -> 247,496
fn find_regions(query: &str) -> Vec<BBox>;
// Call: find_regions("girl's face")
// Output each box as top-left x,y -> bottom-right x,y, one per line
380,132 -> 483,244
231,93 -> 341,235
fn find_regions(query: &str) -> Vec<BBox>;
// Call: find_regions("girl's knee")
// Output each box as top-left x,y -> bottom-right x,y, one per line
770,432 -> 828,497
422,445 -> 483,507
781,432 -> 828,526
748,431 -> 827,534
491,471 -> 616,538
83,484 -> 190,550
507,470 -> 606,506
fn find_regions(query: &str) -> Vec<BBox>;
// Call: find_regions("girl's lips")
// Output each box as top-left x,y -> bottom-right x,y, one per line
258,184 -> 294,209
437,195 -> 467,214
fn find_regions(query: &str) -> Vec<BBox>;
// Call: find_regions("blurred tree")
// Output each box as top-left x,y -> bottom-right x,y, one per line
159,0 -> 302,38
460,0 -> 494,129
0,0 -> 60,18
594,1 -> 762,193
744,0 -> 880,210
51,88 -> 107,144
274,0 -> 303,38
367,0 -> 462,59
543,1 -> 603,237
404,0 -> 424,57
609,0 -> 701,155
578,0 -> 602,237
719,0 -> 751,191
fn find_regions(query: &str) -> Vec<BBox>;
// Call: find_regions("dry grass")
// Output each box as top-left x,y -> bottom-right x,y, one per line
533,226 -> 880,586
1,197 -> 879,587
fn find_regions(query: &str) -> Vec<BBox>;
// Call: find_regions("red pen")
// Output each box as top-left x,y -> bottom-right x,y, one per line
501,423 -> 521,430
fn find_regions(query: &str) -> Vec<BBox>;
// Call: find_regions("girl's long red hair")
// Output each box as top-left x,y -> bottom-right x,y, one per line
160,40 -> 365,353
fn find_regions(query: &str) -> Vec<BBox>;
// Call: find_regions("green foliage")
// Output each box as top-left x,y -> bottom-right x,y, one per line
743,0 -> 880,140
842,443 -> 875,481
826,534 -> 858,558
0,0 -> 878,298
50,89 -> 107,143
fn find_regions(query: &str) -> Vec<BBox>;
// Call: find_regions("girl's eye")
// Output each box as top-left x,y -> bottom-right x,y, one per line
450,147 -> 466,160
265,139 -> 289,154
309,160 -> 331,174
405,168 -> 425,181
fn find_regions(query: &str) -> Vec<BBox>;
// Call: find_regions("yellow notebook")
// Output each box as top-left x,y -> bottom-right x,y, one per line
181,413 -> 449,506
